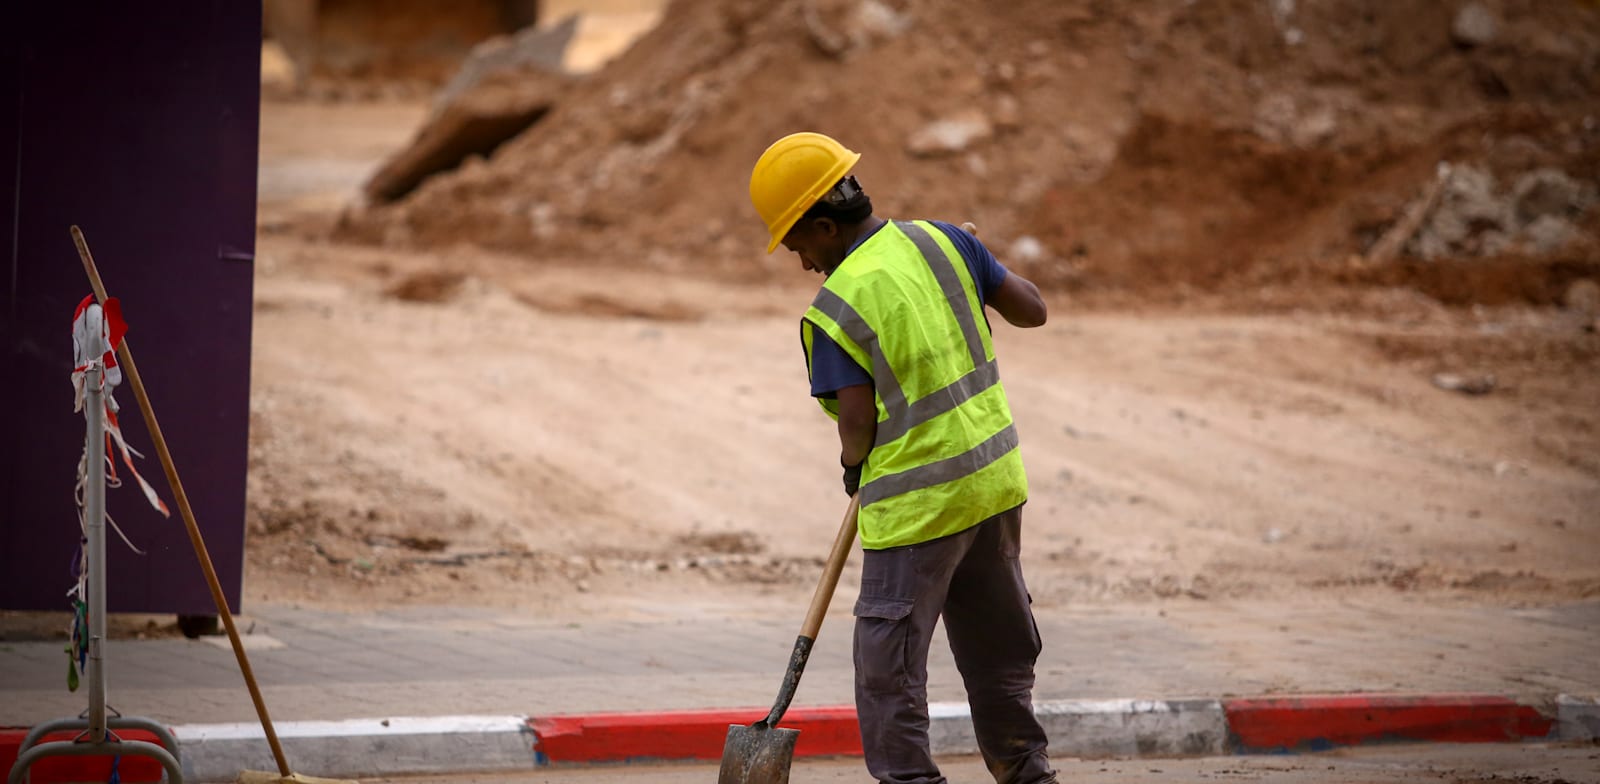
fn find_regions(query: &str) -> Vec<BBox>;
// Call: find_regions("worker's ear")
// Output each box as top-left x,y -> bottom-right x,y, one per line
813,217 -> 838,238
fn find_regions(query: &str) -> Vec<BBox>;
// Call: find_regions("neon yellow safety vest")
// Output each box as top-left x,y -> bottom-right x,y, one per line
801,220 -> 1028,549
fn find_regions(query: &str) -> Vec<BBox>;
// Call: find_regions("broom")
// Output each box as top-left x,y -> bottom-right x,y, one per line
72,225 -> 356,784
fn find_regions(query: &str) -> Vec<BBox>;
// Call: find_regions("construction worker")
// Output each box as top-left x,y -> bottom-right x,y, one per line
748,132 -> 1056,784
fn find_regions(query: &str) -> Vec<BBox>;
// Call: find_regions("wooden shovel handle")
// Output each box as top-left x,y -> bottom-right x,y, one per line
800,494 -> 859,640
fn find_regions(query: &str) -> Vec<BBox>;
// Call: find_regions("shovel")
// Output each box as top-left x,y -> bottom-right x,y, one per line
718,493 -> 860,784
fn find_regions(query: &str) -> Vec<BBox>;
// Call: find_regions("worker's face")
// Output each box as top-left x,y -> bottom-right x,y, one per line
781,217 -> 846,276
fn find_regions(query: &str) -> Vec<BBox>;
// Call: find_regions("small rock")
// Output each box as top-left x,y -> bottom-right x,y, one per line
1263,527 -> 1285,544
1451,3 -> 1498,47
855,0 -> 912,41
1431,372 -> 1496,396
1252,93 -> 1339,149
803,0 -> 912,60
1009,236 -> 1046,262
907,111 -> 993,157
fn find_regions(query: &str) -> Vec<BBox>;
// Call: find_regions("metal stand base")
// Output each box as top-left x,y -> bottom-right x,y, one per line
8,716 -> 183,784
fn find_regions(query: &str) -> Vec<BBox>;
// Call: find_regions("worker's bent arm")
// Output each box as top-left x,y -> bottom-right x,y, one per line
989,271 -> 1048,328
835,383 -> 877,467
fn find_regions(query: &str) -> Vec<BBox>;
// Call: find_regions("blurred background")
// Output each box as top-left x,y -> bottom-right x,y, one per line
91,0 -> 1600,620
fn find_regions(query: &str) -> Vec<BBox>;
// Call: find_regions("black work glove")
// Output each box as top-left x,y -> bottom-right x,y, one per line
842,457 -> 864,498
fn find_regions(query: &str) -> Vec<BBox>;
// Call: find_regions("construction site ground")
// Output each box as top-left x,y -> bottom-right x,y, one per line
243,97 -> 1599,626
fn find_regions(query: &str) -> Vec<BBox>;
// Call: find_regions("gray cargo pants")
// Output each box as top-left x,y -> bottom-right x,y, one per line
853,505 -> 1056,784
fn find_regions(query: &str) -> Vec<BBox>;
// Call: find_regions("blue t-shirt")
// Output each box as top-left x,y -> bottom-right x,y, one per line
807,220 -> 1008,398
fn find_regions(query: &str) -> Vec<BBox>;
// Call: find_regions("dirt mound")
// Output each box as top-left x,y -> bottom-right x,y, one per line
333,0 -> 1599,304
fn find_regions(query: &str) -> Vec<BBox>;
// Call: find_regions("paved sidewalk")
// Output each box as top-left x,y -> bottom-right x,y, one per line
5,598 -> 1599,781
4,598 -> 1597,726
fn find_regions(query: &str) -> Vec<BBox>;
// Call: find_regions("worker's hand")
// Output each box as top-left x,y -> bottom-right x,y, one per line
842,457 -> 864,497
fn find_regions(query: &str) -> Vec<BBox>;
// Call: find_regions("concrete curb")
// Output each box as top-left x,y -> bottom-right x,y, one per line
1220,694 -> 1559,752
6,694 -> 1595,782
173,716 -> 535,781
950,699 -> 1229,759
1558,694 -> 1600,742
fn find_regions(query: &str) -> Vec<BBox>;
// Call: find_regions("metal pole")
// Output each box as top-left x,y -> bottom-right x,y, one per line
83,357 -> 108,743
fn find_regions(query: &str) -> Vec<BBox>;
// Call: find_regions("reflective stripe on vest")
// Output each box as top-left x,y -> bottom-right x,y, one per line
800,220 -> 1027,548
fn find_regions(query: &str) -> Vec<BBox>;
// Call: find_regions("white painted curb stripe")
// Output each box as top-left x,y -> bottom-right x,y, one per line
171,715 -> 534,782
928,698 -> 1229,758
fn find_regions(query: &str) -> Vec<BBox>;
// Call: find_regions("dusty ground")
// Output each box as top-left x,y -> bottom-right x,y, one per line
246,89 -> 1599,621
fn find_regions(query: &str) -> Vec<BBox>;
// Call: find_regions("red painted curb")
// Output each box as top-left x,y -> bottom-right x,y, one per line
1,729 -> 169,784
529,706 -> 862,763
1223,694 -> 1556,752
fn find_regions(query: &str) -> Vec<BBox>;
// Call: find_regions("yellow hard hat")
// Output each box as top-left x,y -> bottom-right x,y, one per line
749,132 -> 862,253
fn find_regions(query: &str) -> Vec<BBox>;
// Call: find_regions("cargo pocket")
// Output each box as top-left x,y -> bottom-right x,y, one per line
853,596 -> 914,694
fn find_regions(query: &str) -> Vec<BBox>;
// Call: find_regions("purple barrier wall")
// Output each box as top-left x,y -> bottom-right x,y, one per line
0,4 -> 259,613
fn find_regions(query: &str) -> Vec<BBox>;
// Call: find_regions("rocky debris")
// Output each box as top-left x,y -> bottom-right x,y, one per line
1421,165 -> 1511,258
1366,163 -> 1452,264
1406,165 -> 1596,260
1512,168 -> 1596,225
802,0 -> 912,60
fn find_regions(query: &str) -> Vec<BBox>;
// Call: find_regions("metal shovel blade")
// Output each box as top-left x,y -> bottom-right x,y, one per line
717,722 -> 799,784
